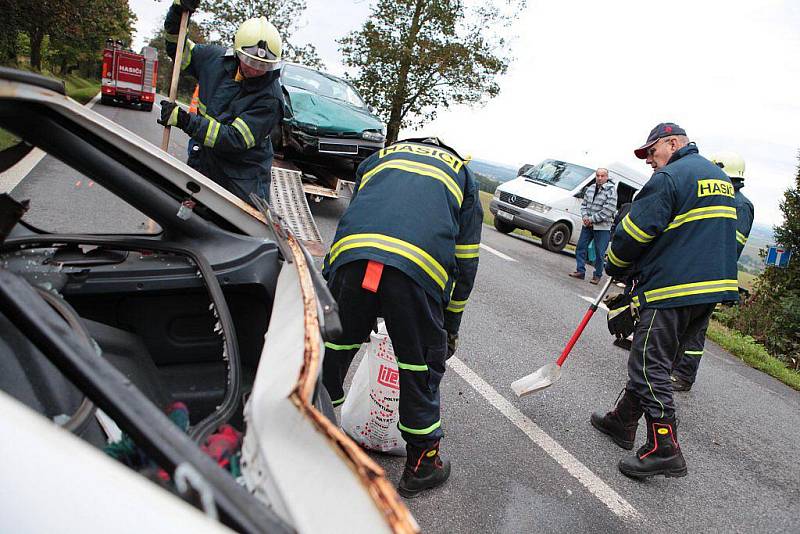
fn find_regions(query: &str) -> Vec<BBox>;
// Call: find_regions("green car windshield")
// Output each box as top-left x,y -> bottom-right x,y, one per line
523,159 -> 594,191
282,64 -> 367,109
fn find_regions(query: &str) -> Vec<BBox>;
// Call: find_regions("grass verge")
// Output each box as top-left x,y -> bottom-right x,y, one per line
64,75 -> 101,105
707,320 -> 800,391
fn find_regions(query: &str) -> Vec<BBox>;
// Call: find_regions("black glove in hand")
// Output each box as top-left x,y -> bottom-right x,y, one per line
446,332 -> 458,360
173,0 -> 201,12
157,100 -> 191,131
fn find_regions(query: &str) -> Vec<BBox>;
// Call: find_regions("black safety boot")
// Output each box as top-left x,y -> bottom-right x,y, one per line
618,416 -> 687,479
397,441 -> 451,498
671,374 -> 693,392
590,389 -> 643,450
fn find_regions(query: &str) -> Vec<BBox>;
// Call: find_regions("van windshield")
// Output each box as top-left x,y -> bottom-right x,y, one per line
523,159 -> 594,191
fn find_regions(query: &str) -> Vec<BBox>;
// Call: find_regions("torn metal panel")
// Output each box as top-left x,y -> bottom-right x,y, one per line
242,233 -> 418,534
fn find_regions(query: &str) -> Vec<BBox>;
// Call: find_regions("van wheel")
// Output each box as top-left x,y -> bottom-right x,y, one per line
543,222 -> 570,252
494,217 -> 514,234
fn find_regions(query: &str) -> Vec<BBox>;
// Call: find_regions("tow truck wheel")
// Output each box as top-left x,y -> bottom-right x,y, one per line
493,216 -> 514,234
100,94 -> 113,106
543,222 -> 570,252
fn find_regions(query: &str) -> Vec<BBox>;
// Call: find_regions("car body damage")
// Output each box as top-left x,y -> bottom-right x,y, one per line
242,230 -> 419,534
277,63 -> 386,162
0,67 -> 417,533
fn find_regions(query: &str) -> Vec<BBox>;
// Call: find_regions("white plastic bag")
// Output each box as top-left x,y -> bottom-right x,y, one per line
340,321 -> 406,455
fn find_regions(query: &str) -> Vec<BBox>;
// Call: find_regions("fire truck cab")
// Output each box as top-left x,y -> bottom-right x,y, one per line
101,40 -> 158,112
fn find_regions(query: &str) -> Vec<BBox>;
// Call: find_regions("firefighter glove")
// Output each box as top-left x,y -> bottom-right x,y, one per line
173,0 -> 201,12
446,332 -> 458,360
158,100 -> 190,131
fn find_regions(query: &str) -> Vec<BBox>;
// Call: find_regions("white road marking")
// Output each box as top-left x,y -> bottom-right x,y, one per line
480,243 -> 517,262
581,295 -> 609,312
447,355 -> 642,523
2,92 -> 101,192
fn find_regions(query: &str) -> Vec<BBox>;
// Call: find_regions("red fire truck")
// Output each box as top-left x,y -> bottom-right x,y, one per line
101,40 -> 158,111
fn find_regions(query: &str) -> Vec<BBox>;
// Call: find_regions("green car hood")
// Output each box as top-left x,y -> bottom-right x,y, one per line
284,86 -> 383,135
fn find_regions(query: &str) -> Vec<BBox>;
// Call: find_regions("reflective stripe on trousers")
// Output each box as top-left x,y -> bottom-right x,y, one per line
322,260 -> 447,446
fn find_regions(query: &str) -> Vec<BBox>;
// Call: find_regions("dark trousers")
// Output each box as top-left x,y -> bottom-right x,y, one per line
322,261 -> 447,447
671,307 -> 714,384
625,303 -> 716,419
575,226 -> 610,279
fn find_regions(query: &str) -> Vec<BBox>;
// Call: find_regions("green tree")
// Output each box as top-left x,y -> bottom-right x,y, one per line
731,152 -> 800,368
48,0 -> 137,76
200,0 -> 324,68
0,0 -> 22,65
148,22 -> 207,99
13,0 -> 70,70
339,0 -> 526,143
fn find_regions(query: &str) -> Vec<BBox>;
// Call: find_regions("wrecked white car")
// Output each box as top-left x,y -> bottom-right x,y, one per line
0,67 -> 417,534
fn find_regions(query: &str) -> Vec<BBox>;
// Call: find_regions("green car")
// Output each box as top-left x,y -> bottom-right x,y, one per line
274,63 -> 386,161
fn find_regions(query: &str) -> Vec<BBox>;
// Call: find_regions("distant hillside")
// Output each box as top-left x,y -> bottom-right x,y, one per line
466,159 -> 519,194
738,222 -> 775,274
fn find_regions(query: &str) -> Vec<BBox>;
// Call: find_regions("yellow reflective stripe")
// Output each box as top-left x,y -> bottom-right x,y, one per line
324,341 -> 361,351
641,310 -> 665,418
397,361 -> 428,372
197,100 -> 207,114
607,247 -> 632,268
644,279 -> 738,303
665,205 -> 736,232
632,296 -> 640,307
331,396 -> 345,406
203,118 -> 221,147
685,350 -> 704,357
360,159 -> 463,205
232,117 -> 255,148
165,34 -> 178,43
398,420 -> 441,435
180,40 -> 195,71
736,231 -> 747,245
455,243 -> 479,259
168,106 -> 180,126
446,298 -> 467,313
330,233 -> 448,289
621,214 -> 654,244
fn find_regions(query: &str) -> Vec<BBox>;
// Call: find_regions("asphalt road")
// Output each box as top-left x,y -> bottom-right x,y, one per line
11,100 -> 800,533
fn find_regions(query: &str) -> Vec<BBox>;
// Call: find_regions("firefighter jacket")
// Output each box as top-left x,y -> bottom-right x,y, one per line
606,144 -> 739,309
734,182 -> 754,259
322,140 -> 484,335
164,5 -> 283,190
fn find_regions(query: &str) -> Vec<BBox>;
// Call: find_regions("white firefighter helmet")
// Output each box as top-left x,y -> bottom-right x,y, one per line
710,151 -> 746,181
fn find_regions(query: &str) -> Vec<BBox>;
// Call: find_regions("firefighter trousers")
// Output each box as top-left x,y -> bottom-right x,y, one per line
322,260 -> 447,448
625,303 -> 716,419
671,307 -> 714,385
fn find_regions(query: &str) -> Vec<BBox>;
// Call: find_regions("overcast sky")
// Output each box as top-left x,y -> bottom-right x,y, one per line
130,0 -> 799,226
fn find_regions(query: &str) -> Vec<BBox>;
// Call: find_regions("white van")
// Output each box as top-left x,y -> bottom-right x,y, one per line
489,160 -> 649,251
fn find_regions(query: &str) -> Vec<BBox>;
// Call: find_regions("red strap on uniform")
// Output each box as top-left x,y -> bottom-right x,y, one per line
362,260 -> 384,293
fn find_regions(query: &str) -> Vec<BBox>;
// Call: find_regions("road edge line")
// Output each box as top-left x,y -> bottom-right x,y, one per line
2,92 -> 102,194
480,243 -> 517,262
447,355 -> 642,523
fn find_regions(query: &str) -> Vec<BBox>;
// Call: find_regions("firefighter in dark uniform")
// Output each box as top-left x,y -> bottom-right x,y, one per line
671,151 -> 754,391
591,123 -> 739,479
158,0 -> 284,203
322,137 -> 483,497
